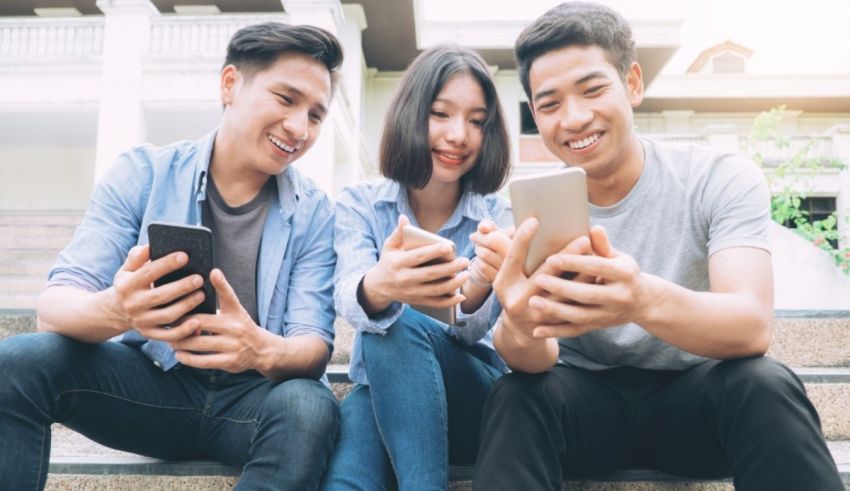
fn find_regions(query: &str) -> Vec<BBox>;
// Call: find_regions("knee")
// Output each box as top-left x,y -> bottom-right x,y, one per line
262,379 -> 340,435
361,308 -> 437,357
715,357 -> 806,406
486,371 -> 559,414
0,333 -> 82,382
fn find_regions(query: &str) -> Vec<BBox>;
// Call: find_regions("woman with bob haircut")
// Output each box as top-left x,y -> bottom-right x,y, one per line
320,44 -> 513,490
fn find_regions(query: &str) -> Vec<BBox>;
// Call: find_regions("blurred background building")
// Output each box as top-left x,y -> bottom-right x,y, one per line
1,0 -> 849,308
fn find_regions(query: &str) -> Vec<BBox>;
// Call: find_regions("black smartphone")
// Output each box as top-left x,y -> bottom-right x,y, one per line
147,221 -> 217,315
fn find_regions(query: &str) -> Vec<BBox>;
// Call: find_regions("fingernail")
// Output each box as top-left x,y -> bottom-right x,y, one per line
175,252 -> 188,264
193,275 -> 203,287
441,245 -> 452,254
529,296 -> 543,308
195,292 -> 204,301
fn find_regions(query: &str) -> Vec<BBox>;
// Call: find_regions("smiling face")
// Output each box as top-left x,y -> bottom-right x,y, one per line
529,45 -> 644,180
218,52 -> 332,179
426,73 -> 487,186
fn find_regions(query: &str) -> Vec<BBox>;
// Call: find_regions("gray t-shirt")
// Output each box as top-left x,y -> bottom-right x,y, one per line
558,138 -> 771,371
202,175 -> 276,324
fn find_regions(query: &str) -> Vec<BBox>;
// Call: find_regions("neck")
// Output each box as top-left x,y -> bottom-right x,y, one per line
210,130 -> 272,207
586,135 -> 645,207
407,179 -> 462,233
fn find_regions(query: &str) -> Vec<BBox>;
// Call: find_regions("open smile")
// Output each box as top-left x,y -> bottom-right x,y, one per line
433,149 -> 469,166
268,134 -> 298,154
565,132 -> 603,152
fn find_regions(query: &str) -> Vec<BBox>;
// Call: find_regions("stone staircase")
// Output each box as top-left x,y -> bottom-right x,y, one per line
1,210 -> 850,489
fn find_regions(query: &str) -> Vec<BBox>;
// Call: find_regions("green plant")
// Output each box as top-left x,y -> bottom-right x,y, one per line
746,106 -> 850,275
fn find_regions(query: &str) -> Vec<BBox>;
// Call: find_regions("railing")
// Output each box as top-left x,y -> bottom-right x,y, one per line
746,136 -> 837,166
0,18 -> 104,57
148,14 -> 287,57
642,133 -> 708,146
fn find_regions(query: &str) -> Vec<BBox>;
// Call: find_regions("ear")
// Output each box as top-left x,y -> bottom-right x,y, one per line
625,61 -> 644,108
220,64 -> 239,107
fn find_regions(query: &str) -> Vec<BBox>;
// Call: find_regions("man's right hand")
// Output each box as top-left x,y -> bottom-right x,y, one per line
111,245 -> 206,342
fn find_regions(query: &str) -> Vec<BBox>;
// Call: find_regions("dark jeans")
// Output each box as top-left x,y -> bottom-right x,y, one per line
472,357 -> 843,491
0,332 -> 340,491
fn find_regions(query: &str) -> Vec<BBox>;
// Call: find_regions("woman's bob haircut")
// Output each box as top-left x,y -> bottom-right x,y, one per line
379,44 -> 511,195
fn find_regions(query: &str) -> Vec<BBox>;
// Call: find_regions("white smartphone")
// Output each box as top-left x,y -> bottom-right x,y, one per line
509,167 -> 590,276
401,225 -> 458,325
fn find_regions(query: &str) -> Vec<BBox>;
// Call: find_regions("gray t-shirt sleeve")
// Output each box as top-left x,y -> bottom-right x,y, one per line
701,153 -> 771,257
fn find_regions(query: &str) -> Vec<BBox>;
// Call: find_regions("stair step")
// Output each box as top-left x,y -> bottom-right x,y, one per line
38,425 -> 849,489
0,224 -> 77,239
0,248 -> 61,261
0,234 -> 71,249
0,276 -> 46,295
0,295 -> 37,309
0,260 -> 54,276
0,210 -> 84,226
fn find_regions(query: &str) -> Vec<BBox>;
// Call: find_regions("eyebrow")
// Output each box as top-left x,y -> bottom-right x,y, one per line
432,98 -> 487,114
273,82 -> 328,116
532,71 -> 611,102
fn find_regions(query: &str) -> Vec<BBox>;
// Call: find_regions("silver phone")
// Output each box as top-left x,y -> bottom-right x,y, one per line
509,167 -> 590,276
401,225 -> 458,325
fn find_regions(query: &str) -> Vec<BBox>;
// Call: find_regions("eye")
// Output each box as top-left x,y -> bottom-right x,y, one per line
430,110 -> 449,119
585,85 -> 607,96
275,93 -> 293,105
536,101 -> 558,112
469,118 -> 485,127
309,112 -> 323,124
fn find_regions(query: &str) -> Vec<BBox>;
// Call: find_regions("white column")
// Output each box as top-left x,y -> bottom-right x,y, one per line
93,0 -> 158,183
702,124 -> 740,153
828,124 -> 850,250
281,0 -> 347,195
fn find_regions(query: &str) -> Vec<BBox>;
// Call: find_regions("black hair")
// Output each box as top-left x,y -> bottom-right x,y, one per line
223,22 -> 343,90
380,44 -> 511,194
515,2 -> 636,100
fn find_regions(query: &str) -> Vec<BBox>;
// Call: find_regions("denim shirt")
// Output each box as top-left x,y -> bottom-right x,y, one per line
47,129 -> 336,372
333,179 -> 511,385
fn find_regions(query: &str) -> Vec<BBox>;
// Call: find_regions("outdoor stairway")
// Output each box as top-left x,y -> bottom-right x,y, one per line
1,310 -> 849,490
0,210 -> 82,309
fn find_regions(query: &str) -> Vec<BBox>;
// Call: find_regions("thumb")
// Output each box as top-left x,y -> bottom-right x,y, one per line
120,245 -> 150,273
210,268 -> 241,313
590,225 -> 615,258
385,214 -> 410,250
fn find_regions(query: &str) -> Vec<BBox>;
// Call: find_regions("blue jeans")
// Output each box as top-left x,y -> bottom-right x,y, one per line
321,309 -> 504,491
0,332 -> 340,491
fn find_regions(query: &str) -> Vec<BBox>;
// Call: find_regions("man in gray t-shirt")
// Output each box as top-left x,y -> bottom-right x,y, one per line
473,3 -> 843,491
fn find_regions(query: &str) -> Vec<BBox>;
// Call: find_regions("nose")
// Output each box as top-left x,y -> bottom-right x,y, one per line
559,97 -> 593,133
282,111 -> 309,141
444,116 -> 468,146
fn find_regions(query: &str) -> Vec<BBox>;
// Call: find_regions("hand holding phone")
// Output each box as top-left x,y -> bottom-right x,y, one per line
147,222 -> 217,315
401,225 -> 460,325
509,167 -> 590,276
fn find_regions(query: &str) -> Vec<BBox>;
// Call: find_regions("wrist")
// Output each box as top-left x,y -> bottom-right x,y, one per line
96,287 -> 132,334
497,314 -> 540,349
359,271 -> 392,315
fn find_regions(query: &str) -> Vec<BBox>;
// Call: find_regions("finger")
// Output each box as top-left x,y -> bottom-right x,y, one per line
120,245 -> 150,273
141,274 -> 203,309
134,290 -> 206,326
472,260 -> 498,283
407,257 -> 469,283
413,293 -> 465,309
133,251 -> 190,290
590,225 -> 614,258
532,323 -> 594,339
210,268 -> 240,312
385,215 -> 410,250
474,246 -> 503,270
170,332 -> 234,353
471,231 -> 511,259
529,295 -> 600,326
545,254 -> 626,282
501,217 -> 538,279
399,242 -> 457,268
174,351 -> 232,370
141,317 -> 201,343
414,272 -> 470,298
534,235 -> 592,278
477,219 -> 497,234
534,274 -> 605,306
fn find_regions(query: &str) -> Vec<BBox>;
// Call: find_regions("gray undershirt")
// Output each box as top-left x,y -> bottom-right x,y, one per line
202,174 -> 276,324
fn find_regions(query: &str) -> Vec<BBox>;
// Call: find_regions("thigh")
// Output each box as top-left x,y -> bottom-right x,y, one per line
3,333 -> 208,459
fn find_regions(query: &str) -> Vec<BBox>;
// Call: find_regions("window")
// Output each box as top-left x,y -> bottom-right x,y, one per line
520,101 -> 538,135
712,53 -> 746,73
783,197 -> 838,248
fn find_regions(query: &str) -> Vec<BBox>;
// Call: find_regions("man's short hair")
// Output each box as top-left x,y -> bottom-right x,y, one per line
224,22 -> 343,90
380,44 -> 511,195
515,2 -> 636,100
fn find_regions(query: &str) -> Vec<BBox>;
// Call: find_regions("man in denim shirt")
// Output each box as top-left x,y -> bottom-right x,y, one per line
0,23 -> 342,491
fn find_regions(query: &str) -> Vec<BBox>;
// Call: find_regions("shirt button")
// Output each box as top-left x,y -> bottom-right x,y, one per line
153,361 -> 162,368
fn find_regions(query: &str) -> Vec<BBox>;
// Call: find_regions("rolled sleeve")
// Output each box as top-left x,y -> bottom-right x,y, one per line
282,196 -> 337,351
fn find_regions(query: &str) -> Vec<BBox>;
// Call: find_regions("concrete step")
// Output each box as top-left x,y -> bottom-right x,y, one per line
0,224 -> 77,239
0,295 -> 37,309
0,260 -> 54,276
0,210 -> 84,226
0,276 -> 46,295
38,424 -> 849,489
0,233 -> 71,249
0,248 -> 61,262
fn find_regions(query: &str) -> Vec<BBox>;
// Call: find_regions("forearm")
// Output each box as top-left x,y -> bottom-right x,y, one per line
358,271 -> 393,316
254,332 -> 330,382
637,273 -> 772,359
493,315 -> 559,373
36,285 -> 130,343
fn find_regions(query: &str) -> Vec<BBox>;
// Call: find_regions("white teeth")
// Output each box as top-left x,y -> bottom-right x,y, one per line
438,151 -> 466,160
568,133 -> 600,150
269,135 -> 296,153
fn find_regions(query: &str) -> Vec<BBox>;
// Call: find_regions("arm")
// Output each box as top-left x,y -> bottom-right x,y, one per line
531,228 -> 773,359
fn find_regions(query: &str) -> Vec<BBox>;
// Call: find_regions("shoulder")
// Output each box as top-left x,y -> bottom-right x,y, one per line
479,192 -> 511,219
647,138 -> 764,189
283,166 -> 333,215
337,178 -> 397,208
